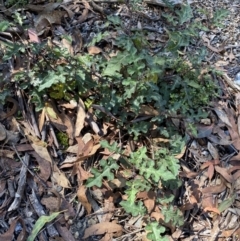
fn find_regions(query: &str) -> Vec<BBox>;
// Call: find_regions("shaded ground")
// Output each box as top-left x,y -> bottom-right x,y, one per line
0,0 -> 240,240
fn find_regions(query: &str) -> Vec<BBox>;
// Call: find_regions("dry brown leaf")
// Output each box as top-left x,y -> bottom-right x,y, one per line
202,194 -> 219,214
77,8 -> 89,24
101,199 -> 115,222
222,229 -> 236,238
39,106 -> 46,132
99,233 -> 112,241
207,142 -> 219,160
77,185 -> 92,214
75,144 -> 101,162
30,151 -> 51,182
203,207 -> 220,214
31,143 -> 52,163
74,98 -> 86,136
144,199 -> 155,213
52,163 -> 71,188
201,160 -> 220,169
88,46 -> 102,55
137,191 -> 156,213
82,139 -> 94,156
207,164 -> 215,181
28,28 -> 41,43
83,222 -> 122,239
233,170 -> 240,180
41,196 -> 59,212
215,166 -> 233,183
150,206 -> 164,222
76,164 -> 93,182
109,177 -> 126,189
202,182 -> 226,194
66,144 -> 78,154
214,107 -> 232,127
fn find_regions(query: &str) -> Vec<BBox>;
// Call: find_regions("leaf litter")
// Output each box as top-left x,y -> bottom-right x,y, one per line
0,0 -> 240,240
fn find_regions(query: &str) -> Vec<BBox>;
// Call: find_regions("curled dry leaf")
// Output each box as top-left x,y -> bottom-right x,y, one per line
77,185 -> 92,214
74,98 -> 86,137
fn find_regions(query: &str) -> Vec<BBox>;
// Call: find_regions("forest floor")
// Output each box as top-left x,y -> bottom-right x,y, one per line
0,0 -> 240,240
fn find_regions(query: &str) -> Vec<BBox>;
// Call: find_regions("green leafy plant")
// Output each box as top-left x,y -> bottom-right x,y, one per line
146,222 -> 168,241
86,158 -> 119,188
212,9 -> 229,28
87,138 -> 184,239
